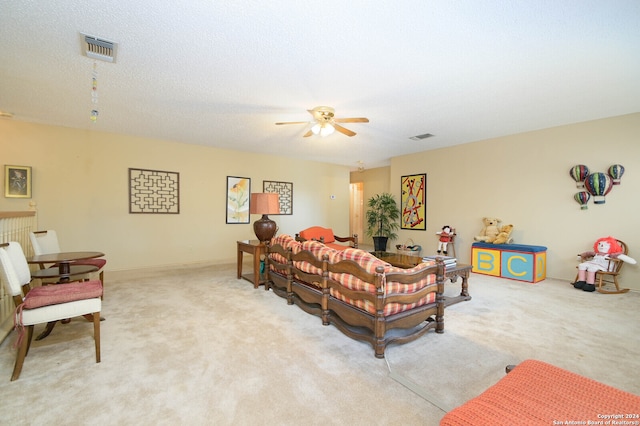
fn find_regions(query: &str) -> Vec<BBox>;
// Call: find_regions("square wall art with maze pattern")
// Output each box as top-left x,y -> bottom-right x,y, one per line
263,180 -> 293,215
129,168 -> 180,214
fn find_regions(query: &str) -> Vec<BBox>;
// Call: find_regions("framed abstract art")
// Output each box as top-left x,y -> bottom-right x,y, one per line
400,173 -> 426,230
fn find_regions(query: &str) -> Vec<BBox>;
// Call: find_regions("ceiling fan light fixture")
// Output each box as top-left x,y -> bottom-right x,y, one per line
320,123 -> 335,137
311,122 -> 335,137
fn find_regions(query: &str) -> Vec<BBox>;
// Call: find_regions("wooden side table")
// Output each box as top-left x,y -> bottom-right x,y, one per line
443,263 -> 472,307
237,240 -> 265,289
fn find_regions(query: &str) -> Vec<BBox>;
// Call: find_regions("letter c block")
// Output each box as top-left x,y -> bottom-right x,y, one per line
502,251 -> 533,281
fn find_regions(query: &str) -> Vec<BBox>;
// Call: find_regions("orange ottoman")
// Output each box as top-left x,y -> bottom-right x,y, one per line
441,359 -> 640,425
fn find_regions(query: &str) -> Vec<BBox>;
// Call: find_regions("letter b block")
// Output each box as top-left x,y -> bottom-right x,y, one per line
471,247 -> 501,276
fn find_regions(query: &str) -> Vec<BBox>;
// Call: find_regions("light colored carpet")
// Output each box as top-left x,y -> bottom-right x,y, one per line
1,262 -> 638,425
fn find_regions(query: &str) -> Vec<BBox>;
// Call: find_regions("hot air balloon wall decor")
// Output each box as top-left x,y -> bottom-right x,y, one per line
574,191 -> 590,210
584,172 -> 613,204
608,164 -> 625,185
569,165 -> 590,188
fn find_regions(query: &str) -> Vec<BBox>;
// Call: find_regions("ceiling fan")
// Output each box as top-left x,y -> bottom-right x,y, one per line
275,106 -> 369,137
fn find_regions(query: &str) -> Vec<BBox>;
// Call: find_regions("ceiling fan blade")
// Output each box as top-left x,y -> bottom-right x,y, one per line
303,130 -> 313,137
307,109 -> 320,121
275,121 -> 308,125
333,124 -> 356,137
334,117 -> 369,123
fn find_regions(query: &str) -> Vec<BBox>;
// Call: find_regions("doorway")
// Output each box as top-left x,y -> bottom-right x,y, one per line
349,182 -> 364,243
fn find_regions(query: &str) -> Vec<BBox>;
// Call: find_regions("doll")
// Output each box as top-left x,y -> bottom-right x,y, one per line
436,225 -> 455,255
573,236 -> 636,292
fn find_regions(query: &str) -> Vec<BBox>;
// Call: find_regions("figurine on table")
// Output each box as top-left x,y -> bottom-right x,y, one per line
436,225 -> 455,255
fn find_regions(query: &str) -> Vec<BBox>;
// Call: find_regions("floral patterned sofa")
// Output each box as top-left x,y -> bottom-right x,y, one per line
265,234 -> 445,358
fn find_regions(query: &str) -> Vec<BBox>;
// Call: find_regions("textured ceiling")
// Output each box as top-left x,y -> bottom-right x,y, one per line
1,1 -> 639,170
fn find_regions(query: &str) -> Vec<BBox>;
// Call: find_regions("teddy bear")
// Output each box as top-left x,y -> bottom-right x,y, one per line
474,217 -> 502,242
491,224 -> 514,244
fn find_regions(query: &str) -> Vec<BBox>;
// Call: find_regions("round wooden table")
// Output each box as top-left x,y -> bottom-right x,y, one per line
28,251 -> 104,282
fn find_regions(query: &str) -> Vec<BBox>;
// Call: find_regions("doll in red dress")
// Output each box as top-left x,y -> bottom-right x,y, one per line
436,225 -> 454,255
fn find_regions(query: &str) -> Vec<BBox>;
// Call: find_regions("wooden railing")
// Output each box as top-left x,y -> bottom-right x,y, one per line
0,211 -> 37,342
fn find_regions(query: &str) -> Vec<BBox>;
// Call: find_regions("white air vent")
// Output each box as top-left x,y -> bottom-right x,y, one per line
80,33 -> 117,63
409,133 -> 434,141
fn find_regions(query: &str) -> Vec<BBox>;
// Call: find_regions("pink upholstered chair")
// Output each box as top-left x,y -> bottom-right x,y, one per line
30,230 -> 106,293
0,242 -> 102,381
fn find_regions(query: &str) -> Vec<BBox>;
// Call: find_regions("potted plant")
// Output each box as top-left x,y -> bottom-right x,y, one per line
366,192 -> 400,252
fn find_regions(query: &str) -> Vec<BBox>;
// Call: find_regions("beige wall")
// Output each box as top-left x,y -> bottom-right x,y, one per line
0,121 -> 351,271
388,113 -> 640,289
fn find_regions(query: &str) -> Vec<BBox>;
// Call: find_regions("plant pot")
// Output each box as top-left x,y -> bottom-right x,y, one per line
373,236 -> 389,252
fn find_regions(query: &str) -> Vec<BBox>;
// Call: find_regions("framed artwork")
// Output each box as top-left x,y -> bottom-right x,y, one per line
4,165 -> 32,198
401,173 -> 426,230
263,180 -> 293,215
226,176 -> 251,223
129,168 -> 180,214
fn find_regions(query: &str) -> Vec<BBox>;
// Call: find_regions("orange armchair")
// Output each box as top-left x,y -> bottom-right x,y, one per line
295,226 -> 358,251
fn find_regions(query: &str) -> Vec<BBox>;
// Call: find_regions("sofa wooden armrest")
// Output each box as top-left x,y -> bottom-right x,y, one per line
296,226 -> 358,249
333,234 -> 358,247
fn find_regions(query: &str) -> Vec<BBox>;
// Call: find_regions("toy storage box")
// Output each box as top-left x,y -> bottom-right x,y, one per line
471,242 -> 547,283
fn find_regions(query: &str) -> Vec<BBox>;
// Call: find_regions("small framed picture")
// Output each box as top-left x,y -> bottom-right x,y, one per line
4,165 -> 32,198
226,176 -> 251,224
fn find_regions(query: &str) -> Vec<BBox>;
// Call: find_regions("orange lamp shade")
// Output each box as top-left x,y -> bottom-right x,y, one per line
250,193 -> 280,215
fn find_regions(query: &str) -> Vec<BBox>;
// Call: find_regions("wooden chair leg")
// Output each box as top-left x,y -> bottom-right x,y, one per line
99,270 -> 104,299
93,312 -> 101,363
613,276 -> 622,292
597,274 -> 604,292
11,325 -> 33,381
25,325 -> 33,357
596,274 -> 630,294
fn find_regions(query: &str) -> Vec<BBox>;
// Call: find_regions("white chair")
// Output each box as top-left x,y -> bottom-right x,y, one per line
30,230 -> 106,292
0,242 -> 102,381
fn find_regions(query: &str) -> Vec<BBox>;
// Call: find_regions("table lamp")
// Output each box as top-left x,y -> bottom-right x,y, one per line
250,193 -> 280,242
